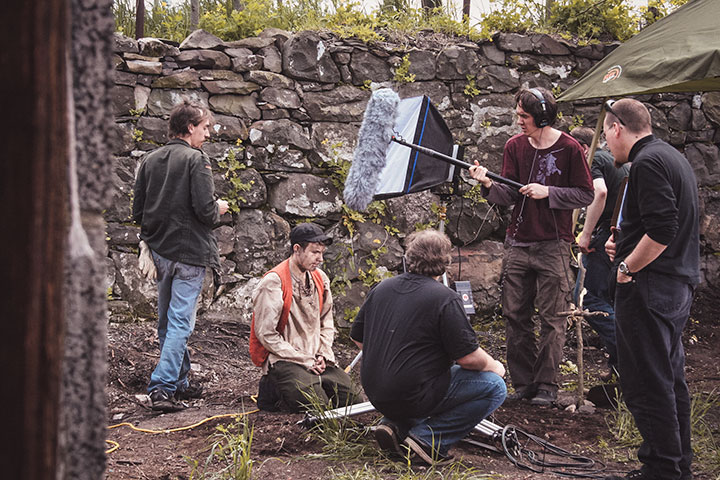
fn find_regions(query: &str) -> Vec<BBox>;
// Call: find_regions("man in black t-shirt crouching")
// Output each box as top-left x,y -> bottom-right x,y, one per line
350,230 -> 507,465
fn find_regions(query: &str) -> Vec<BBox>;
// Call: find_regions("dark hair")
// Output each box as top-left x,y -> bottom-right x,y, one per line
605,98 -> 651,135
515,87 -> 558,128
168,101 -> 211,138
289,241 -> 310,257
405,230 -> 452,277
570,126 -> 594,147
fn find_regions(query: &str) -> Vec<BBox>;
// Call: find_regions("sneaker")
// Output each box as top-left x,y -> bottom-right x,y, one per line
373,419 -> 402,455
175,384 -> 203,401
149,389 -> 185,413
504,385 -> 536,403
604,469 -> 656,479
402,434 -> 453,466
529,389 -> 557,406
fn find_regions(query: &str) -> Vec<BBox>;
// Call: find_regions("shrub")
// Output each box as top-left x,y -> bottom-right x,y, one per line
549,0 -> 635,42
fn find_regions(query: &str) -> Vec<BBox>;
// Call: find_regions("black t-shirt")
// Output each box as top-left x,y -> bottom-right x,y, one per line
591,149 -> 629,232
349,273 -> 479,420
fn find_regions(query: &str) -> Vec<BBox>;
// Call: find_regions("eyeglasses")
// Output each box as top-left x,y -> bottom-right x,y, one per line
604,99 -> 627,126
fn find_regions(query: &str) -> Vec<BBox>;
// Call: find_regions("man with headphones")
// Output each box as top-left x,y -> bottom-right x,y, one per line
470,87 -> 593,406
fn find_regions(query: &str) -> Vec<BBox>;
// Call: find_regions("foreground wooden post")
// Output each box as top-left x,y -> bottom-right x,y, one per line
0,1 -> 69,478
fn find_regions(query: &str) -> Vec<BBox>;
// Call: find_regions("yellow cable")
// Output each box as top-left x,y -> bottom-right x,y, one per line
105,439 -> 120,454
106,409 -> 259,454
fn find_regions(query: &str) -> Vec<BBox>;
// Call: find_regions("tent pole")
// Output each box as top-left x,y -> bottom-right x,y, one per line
586,103 -> 607,168
572,101 -> 607,227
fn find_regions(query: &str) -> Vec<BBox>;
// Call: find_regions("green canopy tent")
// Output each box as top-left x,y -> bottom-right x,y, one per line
559,0 -> 720,102
557,0 -> 720,170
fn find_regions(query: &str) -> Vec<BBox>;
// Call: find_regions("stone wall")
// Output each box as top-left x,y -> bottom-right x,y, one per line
108,28 -> 720,325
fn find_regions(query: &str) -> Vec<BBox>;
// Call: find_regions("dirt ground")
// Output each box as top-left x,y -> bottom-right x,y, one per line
105,291 -> 720,480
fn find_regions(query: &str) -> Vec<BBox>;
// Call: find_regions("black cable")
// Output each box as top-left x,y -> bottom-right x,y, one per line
497,424 -> 609,478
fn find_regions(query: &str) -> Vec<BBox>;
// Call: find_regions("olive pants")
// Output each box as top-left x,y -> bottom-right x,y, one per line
262,361 -> 357,413
502,241 -> 571,394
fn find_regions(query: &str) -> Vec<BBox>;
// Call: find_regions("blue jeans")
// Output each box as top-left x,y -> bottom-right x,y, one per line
574,234 -> 618,367
406,366 -> 507,456
148,251 -> 206,395
615,271 -> 693,480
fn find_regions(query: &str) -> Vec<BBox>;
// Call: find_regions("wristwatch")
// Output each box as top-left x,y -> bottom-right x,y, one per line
618,260 -> 634,277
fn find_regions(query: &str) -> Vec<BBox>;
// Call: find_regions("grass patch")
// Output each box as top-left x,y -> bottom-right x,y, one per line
328,462 -> 502,479
690,389 -> 720,476
602,389 -> 720,477
187,415 -> 254,480
302,389 -> 501,479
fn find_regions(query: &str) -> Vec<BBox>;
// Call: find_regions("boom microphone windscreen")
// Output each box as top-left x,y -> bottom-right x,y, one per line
343,88 -> 400,211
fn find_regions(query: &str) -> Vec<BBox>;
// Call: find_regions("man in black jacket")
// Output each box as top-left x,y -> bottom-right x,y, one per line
133,101 -> 229,412
603,99 -> 699,480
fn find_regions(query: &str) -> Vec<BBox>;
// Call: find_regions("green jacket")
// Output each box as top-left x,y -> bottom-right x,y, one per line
133,139 -> 221,270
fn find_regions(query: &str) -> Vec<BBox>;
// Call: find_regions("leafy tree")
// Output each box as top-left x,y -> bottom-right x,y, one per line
638,0 -> 689,28
477,0 -> 536,37
549,0 -> 635,41
113,0 -> 680,46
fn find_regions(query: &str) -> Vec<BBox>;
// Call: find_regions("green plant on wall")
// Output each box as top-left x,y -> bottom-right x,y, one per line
357,256 -> 393,288
570,114 -> 585,130
341,205 -> 366,238
414,202 -> 446,231
320,138 -> 352,191
393,54 -> 415,83
217,144 -> 252,213
464,183 -> 489,204
343,305 -> 360,325
464,74 -> 482,97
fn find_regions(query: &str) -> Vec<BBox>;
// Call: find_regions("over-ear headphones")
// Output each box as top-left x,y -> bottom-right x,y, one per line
528,88 -> 549,128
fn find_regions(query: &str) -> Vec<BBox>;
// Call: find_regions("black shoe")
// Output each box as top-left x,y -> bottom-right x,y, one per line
149,389 -> 185,413
604,469 -> 656,480
175,384 -> 203,401
402,434 -> 453,466
374,419 -> 402,455
529,389 -> 557,406
504,385 -> 536,403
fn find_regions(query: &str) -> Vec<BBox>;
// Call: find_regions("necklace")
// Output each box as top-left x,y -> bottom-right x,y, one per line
292,271 -> 313,297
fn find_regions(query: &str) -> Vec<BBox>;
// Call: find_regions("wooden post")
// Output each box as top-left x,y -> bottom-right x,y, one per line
575,253 -> 586,407
135,0 -> 145,39
0,1 -> 69,478
191,0 -> 200,31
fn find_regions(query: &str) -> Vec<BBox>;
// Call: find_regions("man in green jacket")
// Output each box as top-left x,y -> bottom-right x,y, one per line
133,101 -> 228,412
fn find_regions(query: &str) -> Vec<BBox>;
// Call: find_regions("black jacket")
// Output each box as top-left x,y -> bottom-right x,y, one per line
132,139 -> 221,270
616,135 -> 699,285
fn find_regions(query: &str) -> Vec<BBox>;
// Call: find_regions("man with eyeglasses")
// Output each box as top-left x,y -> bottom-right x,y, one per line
602,98 -> 699,480
469,88 -> 594,407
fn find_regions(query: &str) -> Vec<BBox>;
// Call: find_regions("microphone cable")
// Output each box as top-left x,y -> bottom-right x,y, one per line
463,420 -> 613,479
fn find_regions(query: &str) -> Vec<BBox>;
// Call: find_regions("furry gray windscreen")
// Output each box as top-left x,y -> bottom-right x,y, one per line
343,88 -> 400,211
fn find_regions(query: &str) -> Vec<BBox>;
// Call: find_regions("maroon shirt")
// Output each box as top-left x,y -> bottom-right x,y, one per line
484,132 -> 593,243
